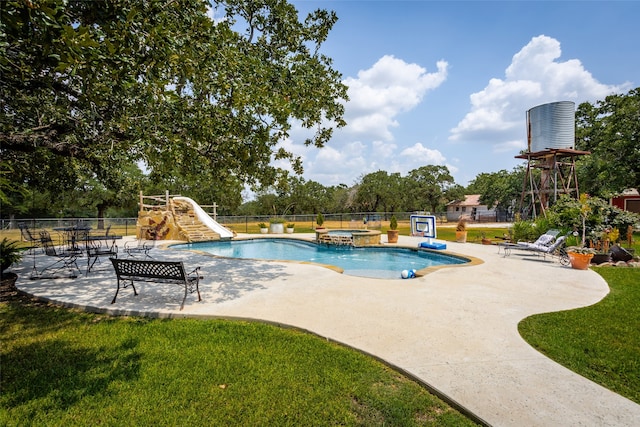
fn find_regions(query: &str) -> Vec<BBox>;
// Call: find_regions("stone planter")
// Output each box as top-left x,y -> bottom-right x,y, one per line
568,252 -> 594,270
269,223 -> 284,234
286,227 -> 294,234
260,228 -> 268,234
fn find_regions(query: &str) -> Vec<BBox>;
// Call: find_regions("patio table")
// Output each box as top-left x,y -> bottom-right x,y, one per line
53,225 -> 92,254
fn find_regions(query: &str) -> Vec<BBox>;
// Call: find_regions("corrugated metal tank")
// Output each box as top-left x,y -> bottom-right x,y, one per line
527,101 -> 575,152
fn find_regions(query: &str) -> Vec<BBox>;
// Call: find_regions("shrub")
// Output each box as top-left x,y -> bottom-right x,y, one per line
1,238 -> 24,277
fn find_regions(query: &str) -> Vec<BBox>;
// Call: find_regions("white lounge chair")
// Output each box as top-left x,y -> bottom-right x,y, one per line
511,234 -> 570,265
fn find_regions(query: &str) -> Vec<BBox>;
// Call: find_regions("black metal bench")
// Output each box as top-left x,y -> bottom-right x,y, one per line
110,258 -> 202,310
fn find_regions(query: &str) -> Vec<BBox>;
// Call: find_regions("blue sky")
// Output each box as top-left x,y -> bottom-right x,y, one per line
275,0 -> 638,188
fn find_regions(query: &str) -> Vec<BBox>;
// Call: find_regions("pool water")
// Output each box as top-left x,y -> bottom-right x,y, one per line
174,238 -> 466,279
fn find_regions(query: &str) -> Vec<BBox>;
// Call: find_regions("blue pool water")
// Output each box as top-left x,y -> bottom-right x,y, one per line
174,238 -> 467,279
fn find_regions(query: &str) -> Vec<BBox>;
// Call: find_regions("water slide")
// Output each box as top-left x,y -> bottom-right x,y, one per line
173,196 -> 234,239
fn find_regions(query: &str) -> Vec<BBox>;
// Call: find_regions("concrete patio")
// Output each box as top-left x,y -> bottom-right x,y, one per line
12,233 -> 640,426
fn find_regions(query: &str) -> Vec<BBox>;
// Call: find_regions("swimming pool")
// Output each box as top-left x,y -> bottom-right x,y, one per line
173,238 -> 468,279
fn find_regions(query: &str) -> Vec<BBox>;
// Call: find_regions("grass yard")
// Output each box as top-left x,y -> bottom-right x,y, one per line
519,267 -> 640,404
0,290 -> 478,426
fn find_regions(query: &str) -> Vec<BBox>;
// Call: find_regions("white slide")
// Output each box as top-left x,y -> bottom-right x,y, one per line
173,196 -> 234,239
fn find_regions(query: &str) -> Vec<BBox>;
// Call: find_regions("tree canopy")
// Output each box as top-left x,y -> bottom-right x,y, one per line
0,0 -> 347,215
467,167 -> 524,214
575,87 -> 640,196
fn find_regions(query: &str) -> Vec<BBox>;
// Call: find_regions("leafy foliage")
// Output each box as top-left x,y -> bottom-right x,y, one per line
575,87 -> 640,196
1,0 -> 347,216
547,195 -> 640,238
467,167 -> 525,215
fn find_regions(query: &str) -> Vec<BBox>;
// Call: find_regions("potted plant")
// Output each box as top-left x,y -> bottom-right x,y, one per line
316,213 -> 325,230
455,217 -> 467,243
286,223 -> 295,234
590,227 -> 618,265
269,218 -> 285,234
387,215 -> 399,244
258,222 -> 268,234
566,246 -> 596,270
1,238 -> 25,287
480,231 -> 492,245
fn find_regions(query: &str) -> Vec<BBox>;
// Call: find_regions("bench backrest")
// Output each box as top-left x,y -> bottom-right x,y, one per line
110,258 -> 186,281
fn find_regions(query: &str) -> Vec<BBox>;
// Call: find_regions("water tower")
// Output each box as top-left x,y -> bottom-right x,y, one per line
516,101 -> 590,218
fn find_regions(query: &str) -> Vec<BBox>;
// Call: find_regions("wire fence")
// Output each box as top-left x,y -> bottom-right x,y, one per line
2,211 -> 512,235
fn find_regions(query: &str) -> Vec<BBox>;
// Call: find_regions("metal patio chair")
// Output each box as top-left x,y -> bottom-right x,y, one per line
31,231 -> 81,279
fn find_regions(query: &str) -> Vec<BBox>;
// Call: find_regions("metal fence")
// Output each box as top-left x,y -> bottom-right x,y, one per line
2,211 -> 506,235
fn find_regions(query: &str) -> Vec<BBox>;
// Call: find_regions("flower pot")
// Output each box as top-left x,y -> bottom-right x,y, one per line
481,238 -> 492,245
269,223 -> 284,234
387,230 -> 399,244
260,228 -> 268,234
455,231 -> 467,243
590,253 -> 611,265
286,228 -> 294,234
568,252 -> 594,270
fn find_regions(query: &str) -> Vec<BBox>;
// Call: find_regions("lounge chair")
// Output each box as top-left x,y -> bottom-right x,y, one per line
516,229 -> 560,249
510,233 -> 570,265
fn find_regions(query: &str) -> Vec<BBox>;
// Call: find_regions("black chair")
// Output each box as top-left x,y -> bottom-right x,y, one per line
18,223 -> 41,253
31,231 -> 81,279
85,236 -> 118,274
88,225 -> 123,242
124,237 -> 156,259
124,228 -> 157,259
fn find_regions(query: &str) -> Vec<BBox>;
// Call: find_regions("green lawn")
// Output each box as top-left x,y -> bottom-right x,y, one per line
0,295 -> 478,426
519,267 -> 640,404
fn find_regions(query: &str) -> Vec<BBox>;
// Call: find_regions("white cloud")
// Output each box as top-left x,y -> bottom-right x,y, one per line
493,140 -> 526,153
449,35 -> 630,148
285,55 -> 449,186
342,55 -> 448,141
400,143 -> 446,164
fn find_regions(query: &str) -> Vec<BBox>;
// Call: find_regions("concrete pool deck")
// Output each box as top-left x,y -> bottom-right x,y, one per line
11,233 -> 640,426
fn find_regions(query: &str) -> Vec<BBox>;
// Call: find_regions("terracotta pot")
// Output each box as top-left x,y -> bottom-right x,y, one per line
387,230 -> 399,244
568,252 -> 594,270
455,231 -> 467,243
481,238 -> 492,245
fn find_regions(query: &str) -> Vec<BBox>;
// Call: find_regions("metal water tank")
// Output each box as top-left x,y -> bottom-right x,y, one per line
527,101 -> 575,152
